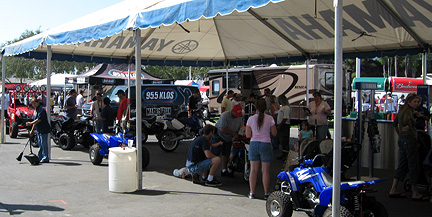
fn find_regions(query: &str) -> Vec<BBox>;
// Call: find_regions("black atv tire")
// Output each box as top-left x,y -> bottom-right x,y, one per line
5,119 -> 9,134
403,179 -> 411,192
362,198 -> 388,217
158,130 -> 179,152
243,161 -> 250,183
59,133 -> 76,150
323,206 -> 353,217
266,191 -> 293,217
141,146 -> 150,170
89,144 -> 103,165
9,122 -> 18,138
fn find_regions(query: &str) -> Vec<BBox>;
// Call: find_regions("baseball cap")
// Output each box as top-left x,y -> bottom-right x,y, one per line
232,104 -> 243,117
115,90 -> 125,95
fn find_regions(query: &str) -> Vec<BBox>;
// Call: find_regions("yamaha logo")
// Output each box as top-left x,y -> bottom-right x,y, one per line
172,40 -> 199,54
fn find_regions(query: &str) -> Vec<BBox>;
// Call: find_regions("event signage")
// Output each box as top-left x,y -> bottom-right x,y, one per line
391,78 -> 424,92
142,87 -> 177,104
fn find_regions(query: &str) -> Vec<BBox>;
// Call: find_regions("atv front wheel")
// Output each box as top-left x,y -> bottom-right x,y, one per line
89,144 -> 103,165
141,146 -> 150,169
266,191 -> 293,217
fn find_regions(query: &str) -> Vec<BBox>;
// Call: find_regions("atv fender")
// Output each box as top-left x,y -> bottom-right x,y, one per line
319,183 -> 350,206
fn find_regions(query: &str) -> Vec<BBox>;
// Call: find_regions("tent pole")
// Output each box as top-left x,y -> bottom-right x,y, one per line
47,46 -> 52,159
135,29 -> 143,190
306,59 -> 310,106
422,52 -> 427,84
127,59 -> 131,120
332,0 -> 343,216
1,54 -> 5,144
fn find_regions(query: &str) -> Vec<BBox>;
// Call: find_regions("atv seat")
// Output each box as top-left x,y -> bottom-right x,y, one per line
321,172 -> 366,187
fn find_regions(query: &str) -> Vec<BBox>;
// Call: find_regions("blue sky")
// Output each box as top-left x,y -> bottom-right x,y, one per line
0,0 -> 124,45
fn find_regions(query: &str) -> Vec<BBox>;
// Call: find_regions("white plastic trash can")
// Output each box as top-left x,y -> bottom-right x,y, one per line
108,147 -> 138,193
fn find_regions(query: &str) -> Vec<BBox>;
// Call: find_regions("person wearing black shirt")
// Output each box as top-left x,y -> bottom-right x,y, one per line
97,98 -> 115,133
188,90 -> 200,117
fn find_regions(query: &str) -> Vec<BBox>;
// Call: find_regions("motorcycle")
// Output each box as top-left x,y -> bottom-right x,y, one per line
89,124 -> 150,169
141,116 -> 165,143
266,142 -> 388,217
51,115 -> 94,150
158,109 -> 215,152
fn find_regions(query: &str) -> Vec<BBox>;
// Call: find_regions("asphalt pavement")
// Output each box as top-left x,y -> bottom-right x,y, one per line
0,129 -> 431,217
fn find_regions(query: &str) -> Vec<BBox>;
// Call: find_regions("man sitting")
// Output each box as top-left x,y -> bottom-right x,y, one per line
186,125 -> 223,186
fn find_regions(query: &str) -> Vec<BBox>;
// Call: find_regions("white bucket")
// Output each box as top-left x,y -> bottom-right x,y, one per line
108,147 -> 138,193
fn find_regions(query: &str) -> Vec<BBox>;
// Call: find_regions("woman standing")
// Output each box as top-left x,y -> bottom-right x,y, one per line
307,92 -> 331,141
389,93 -> 427,200
246,98 -> 277,199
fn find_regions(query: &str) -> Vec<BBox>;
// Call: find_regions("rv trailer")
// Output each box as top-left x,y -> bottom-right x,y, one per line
206,64 -> 351,122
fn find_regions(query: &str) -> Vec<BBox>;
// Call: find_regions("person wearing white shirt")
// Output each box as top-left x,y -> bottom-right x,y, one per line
76,90 -> 85,115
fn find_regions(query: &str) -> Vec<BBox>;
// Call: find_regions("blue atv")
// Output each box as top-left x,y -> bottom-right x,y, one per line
89,125 -> 150,169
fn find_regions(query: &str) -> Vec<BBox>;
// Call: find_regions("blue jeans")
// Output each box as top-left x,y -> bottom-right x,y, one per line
394,136 -> 419,185
248,141 -> 274,162
314,125 -> 328,142
187,159 -> 212,174
37,133 -> 49,162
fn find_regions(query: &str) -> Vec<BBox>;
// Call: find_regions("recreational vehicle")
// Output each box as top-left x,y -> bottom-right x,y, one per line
206,64 -> 351,122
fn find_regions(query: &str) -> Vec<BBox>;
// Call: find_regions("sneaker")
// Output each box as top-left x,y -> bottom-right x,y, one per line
192,174 -> 200,184
248,193 -> 255,199
205,178 -> 222,187
221,170 -> 234,177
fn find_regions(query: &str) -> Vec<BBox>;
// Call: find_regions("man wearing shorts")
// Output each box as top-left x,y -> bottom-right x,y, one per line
186,125 -> 223,186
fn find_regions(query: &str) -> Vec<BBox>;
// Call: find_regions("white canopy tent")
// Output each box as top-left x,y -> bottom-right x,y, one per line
2,1 -> 432,213
29,73 -> 74,88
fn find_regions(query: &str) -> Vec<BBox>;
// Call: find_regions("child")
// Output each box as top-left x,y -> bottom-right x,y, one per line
298,121 -> 314,146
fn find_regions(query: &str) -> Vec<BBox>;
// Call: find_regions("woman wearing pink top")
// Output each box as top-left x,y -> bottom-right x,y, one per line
307,92 -> 331,141
246,98 -> 277,200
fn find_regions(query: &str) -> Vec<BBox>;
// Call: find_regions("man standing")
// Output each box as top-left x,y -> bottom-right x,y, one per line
263,88 -> 272,115
90,92 -> 103,133
186,125 -> 223,186
221,90 -> 234,113
26,98 -> 51,163
97,98 -> 115,133
188,90 -> 200,117
212,104 -> 243,177
64,89 -> 78,120
76,90 -> 85,115
116,89 -> 129,122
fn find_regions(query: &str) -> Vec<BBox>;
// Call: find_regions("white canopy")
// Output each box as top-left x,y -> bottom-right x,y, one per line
29,73 -> 73,88
3,0 -> 431,66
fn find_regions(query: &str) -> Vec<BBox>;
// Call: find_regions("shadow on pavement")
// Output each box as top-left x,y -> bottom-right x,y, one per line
129,189 -> 242,198
0,202 -> 64,215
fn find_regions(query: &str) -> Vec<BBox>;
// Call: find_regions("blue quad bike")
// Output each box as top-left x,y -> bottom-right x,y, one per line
266,143 -> 388,217
89,125 -> 150,169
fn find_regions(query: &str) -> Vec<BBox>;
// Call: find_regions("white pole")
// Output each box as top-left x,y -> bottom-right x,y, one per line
226,63 -> 229,92
1,54 -> 5,144
422,52 -> 427,84
135,29 -> 143,190
128,60 -> 131,120
189,66 -> 192,80
47,46 -> 52,159
332,0 -> 343,216
306,59 -> 310,106
356,57 -> 361,78
395,56 -> 398,77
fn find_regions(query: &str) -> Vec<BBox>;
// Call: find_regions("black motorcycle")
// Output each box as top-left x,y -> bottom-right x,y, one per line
51,115 -> 94,150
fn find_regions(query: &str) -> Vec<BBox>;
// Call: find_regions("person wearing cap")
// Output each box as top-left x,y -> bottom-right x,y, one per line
26,98 -> 51,163
116,89 -> 129,122
246,98 -> 277,199
64,89 -> 78,120
211,104 -> 243,177
90,92 -> 104,133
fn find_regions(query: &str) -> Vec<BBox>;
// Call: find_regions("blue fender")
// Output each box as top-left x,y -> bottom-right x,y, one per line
90,133 -> 110,156
319,183 -> 350,206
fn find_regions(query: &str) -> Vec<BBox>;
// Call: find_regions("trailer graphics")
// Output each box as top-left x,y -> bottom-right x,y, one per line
206,64 -> 350,120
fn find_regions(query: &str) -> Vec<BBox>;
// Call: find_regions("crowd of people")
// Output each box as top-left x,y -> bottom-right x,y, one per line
184,88 -> 337,200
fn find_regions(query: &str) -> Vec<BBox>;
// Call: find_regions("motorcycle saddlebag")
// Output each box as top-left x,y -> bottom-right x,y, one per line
24,154 -> 40,165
